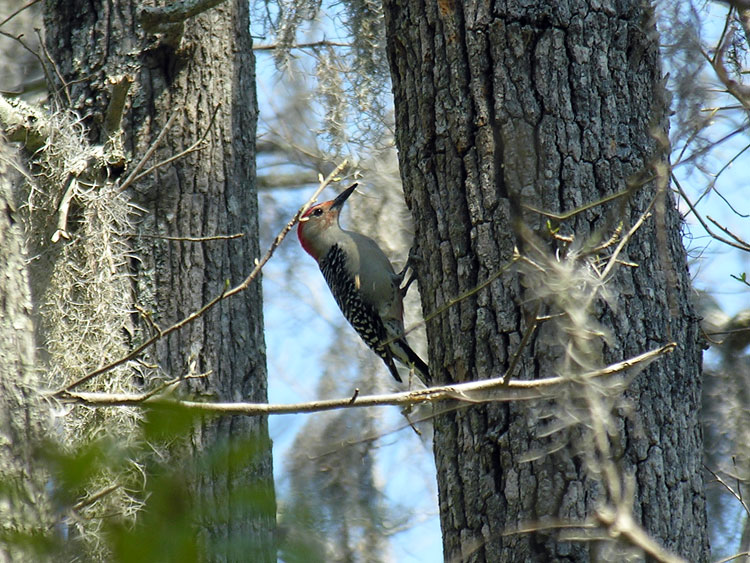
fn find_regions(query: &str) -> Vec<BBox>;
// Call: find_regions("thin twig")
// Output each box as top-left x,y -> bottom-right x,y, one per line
0,30 -> 54,101
134,304 -> 162,338
707,216 -> 750,251
55,160 -> 349,394
118,111 -> 179,193
0,0 -> 41,28
51,175 -> 76,242
138,372 -> 212,402
714,552 -> 750,563
597,200 -> 654,283
671,119 -> 749,172
34,28 -> 71,106
72,484 -> 121,513
708,24 -> 750,112
673,174 -> 750,252
709,141 -> 750,194
253,40 -> 352,51
503,301 -> 542,385
595,505 -> 688,563
403,255 -> 519,339
589,223 -> 623,255
129,105 -> 221,186
348,389 -> 359,404
502,518 -> 600,537
130,232 -> 245,242
522,188 -> 632,221
704,465 -> 750,518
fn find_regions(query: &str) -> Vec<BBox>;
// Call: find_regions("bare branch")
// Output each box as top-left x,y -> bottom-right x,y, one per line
502,301 -> 541,385
72,484 -> 121,513
129,232 -> 245,242
673,173 -> 750,252
0,30 -> 53,102
0,94 -> 49,152
103,75 -> 133,136
59,343 -> 676,414
597,200 -> 654,282
257,171 -> 321,190
125,104 -> 221,188
708,24 -> 750,112
55,160 -> 350,393
714,552 -> 750,563
51,175 -> 76,242
522,187 -> 633,221
34,28 -> 71,106
408,255 -> 518,338
595,505 -> 688,563
704,465 -> 750,519
139,0 -> 224,33
0,0 -> 41,29
117,111 -> 179,194
253,40 -> 352,52
707,215 -> 750,250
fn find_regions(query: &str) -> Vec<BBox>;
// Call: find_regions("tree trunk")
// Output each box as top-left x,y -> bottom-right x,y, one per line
384,1 -> 708,561
42,0 -> 274,559
0,139 -> 55,561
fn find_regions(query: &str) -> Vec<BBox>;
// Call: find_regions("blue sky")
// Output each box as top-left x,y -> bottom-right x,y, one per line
253,2 -> 750,560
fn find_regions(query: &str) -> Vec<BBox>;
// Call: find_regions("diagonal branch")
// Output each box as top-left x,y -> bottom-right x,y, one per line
117,111 -> 179,194
673,173 -> 750,252
55,160 -> 350,394
0,0 -> 41,28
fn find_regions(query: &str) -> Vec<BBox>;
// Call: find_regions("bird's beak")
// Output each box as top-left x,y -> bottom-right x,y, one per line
331,183 -> 358,210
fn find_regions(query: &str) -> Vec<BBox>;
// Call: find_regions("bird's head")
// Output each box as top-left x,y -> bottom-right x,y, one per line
297,183 -> 357,260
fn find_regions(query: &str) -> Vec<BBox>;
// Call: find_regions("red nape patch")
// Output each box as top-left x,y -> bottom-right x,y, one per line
297,220 -> 315,258
297,204 -> 323,259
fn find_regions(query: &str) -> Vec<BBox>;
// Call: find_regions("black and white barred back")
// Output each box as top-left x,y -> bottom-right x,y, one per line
319,244 -> 402,382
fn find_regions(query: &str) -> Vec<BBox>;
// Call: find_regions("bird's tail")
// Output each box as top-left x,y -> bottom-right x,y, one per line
391,339 -> 430,384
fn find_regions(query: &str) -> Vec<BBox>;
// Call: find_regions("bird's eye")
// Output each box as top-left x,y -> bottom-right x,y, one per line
313,208 -> 323,217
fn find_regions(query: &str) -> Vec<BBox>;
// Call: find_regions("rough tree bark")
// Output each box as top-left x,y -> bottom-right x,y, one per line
384,1 -> 707,561
42,0 -> 274,559
0,139 -> 55,561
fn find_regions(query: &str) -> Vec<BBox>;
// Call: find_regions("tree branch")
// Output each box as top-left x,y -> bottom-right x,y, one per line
0,0 -> 41,28
673,173 -> 750,253
129,232 -> 245,242
103,75 -> 133,137
55,160 -> 350,394
595,506 -> 688,563
139,0 -> 225,33
59,343 -> 676,415
0,94 -> 50,152
253,40 -> 352,52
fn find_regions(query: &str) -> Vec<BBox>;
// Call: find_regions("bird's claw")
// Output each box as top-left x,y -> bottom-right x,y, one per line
398,246 -> 423,297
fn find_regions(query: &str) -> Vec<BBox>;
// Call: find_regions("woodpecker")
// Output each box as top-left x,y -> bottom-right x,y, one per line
297,184 -> 429,383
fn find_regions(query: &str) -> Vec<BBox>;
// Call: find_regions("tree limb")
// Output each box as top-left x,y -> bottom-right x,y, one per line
139,0 -> 225,33
59,343 -> 676,415
55,160 -> 350,393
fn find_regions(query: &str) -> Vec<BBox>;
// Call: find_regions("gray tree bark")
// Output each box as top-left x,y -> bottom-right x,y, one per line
384,1 -> 708,561
42,0 -> 274,559
0,139 -> 55,560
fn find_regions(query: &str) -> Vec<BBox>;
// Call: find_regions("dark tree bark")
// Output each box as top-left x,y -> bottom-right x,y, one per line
42,1 -> 274,559
384,1 -> 707,561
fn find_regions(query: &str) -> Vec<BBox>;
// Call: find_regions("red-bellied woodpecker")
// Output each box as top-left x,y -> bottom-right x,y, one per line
297,184 -> 429,383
